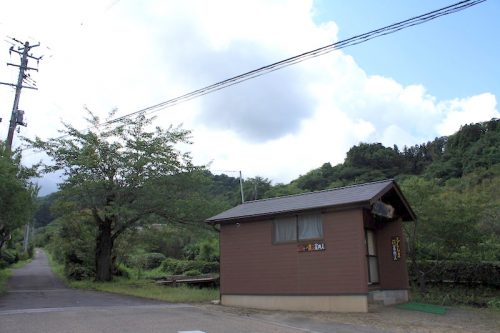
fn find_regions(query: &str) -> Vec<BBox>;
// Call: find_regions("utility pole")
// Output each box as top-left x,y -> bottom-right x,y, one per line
0,38 -> 41,151
239,171 -> 245,203
0,38 -> 41,254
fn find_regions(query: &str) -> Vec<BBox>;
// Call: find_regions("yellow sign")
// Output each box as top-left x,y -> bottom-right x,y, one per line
391,236 -> 401,261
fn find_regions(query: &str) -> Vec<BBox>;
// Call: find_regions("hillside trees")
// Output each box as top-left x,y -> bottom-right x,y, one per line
0,142 -> 38,258
28,111 -> 212,281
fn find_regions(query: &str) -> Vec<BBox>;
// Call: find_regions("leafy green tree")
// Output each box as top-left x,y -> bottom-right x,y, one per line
28,111 -> 200,281
0,142 -> 37,256
243,176 -> 271,201
33,193 -> 57,228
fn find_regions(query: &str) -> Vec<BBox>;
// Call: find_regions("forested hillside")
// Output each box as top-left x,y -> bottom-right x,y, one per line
204,119 -> 499,202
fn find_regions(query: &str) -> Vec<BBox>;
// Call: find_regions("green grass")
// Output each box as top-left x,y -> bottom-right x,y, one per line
69,277 -> 219,303
45,251 -> 65,280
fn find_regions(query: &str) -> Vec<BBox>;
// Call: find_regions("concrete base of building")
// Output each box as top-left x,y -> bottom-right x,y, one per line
368,289 -> 408,305
221,294 -> 368,313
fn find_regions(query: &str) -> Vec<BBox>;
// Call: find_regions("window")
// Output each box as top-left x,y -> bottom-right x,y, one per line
298,214 -> 323,240
274,214 -> 323,243
365,229 -> 379,284
274,217 -> 296,242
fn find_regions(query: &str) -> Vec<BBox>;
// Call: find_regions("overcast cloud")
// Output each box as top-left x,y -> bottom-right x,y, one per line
0,0 -> 498,195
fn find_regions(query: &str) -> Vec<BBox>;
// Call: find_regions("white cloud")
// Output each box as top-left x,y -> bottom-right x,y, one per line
0,0 -> 497,194
437,93 -> 499,136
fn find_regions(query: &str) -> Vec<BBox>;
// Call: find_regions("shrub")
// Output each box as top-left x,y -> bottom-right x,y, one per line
182,238 -> 219,262
410,260 -> 500,287
65,262 -> 94,280
184,269 -> 202,277
160,258 -> 219,275
0,249 -> 19,265
197,238 -> 219,262
113,263 -> 131,279
143,252 -> 166,270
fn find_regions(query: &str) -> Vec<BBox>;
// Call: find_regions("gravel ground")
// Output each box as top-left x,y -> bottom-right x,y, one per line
199,303 -> 500,333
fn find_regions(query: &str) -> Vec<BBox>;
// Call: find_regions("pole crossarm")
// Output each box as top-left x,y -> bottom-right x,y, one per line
0,82 -> 38,90
1,39 -> 42,150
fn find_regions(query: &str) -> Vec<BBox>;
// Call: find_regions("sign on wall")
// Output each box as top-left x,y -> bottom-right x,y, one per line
372,201 -> 395,219
297,242 -> 325,252
391,236 -> 401,261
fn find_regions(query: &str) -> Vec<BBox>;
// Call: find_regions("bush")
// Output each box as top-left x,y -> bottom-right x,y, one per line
65,262 -> 94,280
113,263 -> 131,279
182,238 -> 219,262
143,252 -> 166,270
0,249 -> 19,265
184,269 -> 202,277
410,284 -> 500,308
160,258 -> 219,275
410,260 -> 500,287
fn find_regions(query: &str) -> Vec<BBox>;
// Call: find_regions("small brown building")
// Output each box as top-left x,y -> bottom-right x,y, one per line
206,179 -> 416,312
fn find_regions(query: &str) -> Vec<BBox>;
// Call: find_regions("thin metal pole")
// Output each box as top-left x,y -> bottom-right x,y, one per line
239,171 -> 245,203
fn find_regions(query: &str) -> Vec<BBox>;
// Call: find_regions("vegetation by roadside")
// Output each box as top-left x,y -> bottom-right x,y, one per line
0,259 -> 32,295
45,250 -> 219,303
409,284 -> 500,311
70,278 -> 219,303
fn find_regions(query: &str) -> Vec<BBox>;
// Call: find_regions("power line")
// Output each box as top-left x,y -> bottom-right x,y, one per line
24,0 -> 485,145
98,0 -> 485,126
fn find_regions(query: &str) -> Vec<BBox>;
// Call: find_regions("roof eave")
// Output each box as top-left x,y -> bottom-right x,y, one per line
368,180 -> 417,221
205,200 -> 371,225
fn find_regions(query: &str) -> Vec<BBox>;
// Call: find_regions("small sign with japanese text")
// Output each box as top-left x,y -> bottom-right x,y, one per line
297,242 -> 326,252
391,236 -> 401,261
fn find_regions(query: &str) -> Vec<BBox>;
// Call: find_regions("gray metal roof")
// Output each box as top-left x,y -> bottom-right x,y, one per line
206,179 -> 399,223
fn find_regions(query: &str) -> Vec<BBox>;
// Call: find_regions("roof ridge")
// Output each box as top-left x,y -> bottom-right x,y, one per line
242,179 -> 394,205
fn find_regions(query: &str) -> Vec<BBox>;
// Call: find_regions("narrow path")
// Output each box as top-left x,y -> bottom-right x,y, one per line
0,248 -> 171,312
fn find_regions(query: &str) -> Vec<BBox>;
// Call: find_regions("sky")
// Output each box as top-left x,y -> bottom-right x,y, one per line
0,0 -> 498,196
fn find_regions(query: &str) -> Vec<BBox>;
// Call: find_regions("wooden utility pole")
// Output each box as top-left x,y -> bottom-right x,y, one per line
0,39 -> 41,151
0,38 -> 41,254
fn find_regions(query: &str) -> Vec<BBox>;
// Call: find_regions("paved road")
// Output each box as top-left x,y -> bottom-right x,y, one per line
0,249 -> 389,333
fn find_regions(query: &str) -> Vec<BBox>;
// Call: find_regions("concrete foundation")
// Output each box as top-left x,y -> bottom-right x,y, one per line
221,294 -> 368,313
368,289 -> 408,305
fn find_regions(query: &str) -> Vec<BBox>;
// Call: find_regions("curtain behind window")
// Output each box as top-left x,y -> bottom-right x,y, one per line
298,214 -> 323,240
274,217 -> 296,242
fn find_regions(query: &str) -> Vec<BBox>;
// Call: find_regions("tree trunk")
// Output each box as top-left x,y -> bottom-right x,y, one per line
95,220 -> 113,281
419,270 -> 427,294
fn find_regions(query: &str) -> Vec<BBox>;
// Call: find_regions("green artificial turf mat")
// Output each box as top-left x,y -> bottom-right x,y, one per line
396,302 -> 448,314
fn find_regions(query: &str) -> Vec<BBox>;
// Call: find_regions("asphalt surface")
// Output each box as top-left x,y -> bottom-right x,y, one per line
0,249 -> 390,333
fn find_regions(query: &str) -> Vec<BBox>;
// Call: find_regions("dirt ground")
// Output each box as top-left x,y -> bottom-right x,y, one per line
199,303 -> 500,333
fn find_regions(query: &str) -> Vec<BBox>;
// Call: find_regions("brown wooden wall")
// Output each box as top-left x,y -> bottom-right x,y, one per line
219,209 -> 369,295
375,219 -> 409,290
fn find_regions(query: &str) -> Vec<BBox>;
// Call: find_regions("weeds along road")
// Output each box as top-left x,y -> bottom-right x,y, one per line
0,249 -> 389,333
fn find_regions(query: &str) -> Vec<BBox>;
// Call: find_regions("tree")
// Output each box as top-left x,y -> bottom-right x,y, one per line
0,142 -> 37,256
28,111 -> 197,281
243,176 -> 271,201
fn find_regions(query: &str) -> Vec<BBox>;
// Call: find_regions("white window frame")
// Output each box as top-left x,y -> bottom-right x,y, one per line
273,214 -> 323,243
365,229 -> 380,284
